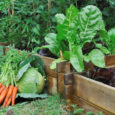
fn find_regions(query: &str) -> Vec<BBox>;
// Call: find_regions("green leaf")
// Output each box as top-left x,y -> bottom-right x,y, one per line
99,112 -> 104,115
74,108 -> 84,114
19,55 -> 46,77
100,30 -> 110,45
66,4 -> 79,23
95,43 -> 110,54
16,93 -> 48,99
87,112 -> 94,115
55,13 -> 66,24
79,5 -> 105,41
17,63 -> 31,81
108,28 -> 115,54
83,55 -> 91,63
89,49 -> 105,68
44,33 -> 60,57
57,4 -> 79,44
70,46 -> 84,72
45,33 -> 57,44
50,58 -> 65,69
63,51 -> 70,60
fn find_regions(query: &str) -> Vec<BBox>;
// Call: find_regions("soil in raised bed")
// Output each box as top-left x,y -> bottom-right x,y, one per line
81,66 -> 115,87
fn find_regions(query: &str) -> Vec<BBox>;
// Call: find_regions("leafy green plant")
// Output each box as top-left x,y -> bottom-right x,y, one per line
77,0 -> 115,29
37,5 -> 110,72
0,0 -> 78,50
100,28 -> 115,54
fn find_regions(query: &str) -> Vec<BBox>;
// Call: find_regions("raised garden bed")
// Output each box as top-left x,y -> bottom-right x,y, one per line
62,56 -> 115,115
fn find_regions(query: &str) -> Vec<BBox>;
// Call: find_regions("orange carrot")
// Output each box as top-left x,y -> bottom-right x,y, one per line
0,83 -> 2,88
12,87 -> 18,106
5,95 -> 12,107
0,87 -> 8,104
2,85 -> 14,107
0,85 -> 6,94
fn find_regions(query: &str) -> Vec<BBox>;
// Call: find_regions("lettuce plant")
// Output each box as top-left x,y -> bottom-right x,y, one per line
38,5 -> 110,72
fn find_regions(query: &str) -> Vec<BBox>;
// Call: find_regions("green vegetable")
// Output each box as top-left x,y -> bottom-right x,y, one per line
17,67 -> 45,94
100,28 -> 115,54
0,48 -> 28,87
37,5 -> 108,72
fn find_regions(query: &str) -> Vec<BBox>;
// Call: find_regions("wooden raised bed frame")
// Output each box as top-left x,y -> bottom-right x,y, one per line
1,45 -> 115,114
63,55 -> 115,115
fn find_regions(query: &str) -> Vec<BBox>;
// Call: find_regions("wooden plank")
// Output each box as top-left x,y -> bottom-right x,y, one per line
57,62 -> 71,95
58,73 -> 64,94
56,61 -> 70,73
64,73 -> 74,85
105,55 -> 115,67
47,76 -> 57,94
71,95 -> 113,115
73,74 -> 115,114
37,55 -> 57,78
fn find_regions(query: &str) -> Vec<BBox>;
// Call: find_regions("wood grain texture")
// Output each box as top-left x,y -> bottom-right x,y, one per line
56,61 -> 70,73
57,62 -> 71,95
105,55 -> 115,67
71,95 -> 113,115
73,74 -> 115,114
48,76 -> 57,94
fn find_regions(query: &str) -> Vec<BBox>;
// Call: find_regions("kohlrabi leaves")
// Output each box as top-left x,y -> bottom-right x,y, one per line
89,49 -> 105,68
79,5 -> 105,42
70,46 -> 84,72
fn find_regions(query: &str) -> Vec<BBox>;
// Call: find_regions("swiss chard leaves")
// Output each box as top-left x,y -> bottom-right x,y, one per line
70,46 -> 84,72
39,5 -> 109,72
89,49 -> 105,68
79,5 -> 105,43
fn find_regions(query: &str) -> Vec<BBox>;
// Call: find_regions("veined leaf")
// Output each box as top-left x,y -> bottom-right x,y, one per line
95,43 -> 110,54
108,28 -> 115,54
79,5 -> 105,41
70,46 -> 84,72
89,49 -> 105,68
55,13 -> 66,24
57,4 -> 79,45
44,33 -> 60,57
45,33 -> 57,44
66,4 -> 79,23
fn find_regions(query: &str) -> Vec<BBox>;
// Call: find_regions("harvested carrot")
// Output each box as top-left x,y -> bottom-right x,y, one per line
0,87 -> 8,104
12,87 -> 18,106
2,85 -> 14,107
0,83 -> 2,88
0,85 -> 6,94
5,95 -> 12,107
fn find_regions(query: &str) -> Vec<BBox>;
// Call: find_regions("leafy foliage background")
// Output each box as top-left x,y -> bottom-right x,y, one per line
0,0 -> 114,50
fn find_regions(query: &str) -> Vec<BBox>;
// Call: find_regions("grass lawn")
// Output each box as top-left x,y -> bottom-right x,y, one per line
0,95 -> 70,115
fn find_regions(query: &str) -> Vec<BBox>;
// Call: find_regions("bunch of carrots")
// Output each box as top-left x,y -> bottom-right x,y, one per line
0,83 -> 18,108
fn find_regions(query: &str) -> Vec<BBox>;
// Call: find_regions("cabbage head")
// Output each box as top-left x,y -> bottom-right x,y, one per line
17,67 -> 45,94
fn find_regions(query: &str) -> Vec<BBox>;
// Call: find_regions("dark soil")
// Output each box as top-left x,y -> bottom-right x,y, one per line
81,66 -> 115,87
